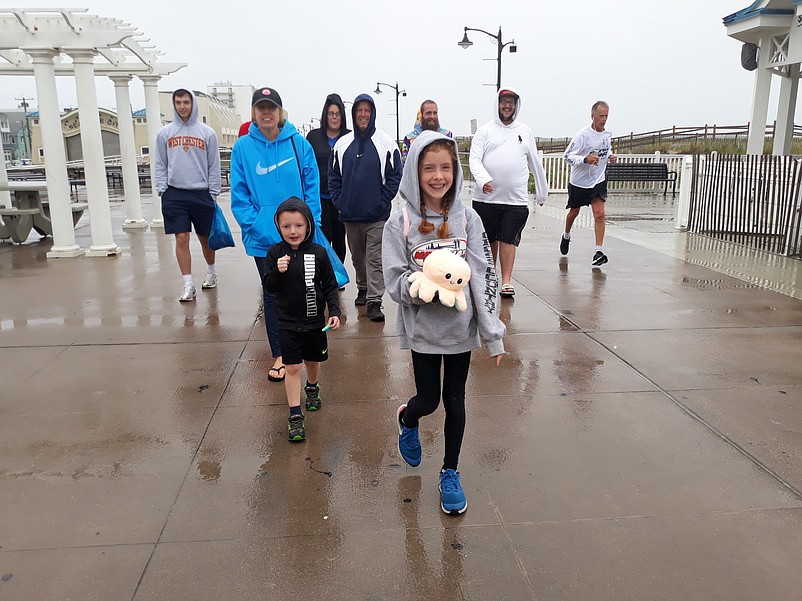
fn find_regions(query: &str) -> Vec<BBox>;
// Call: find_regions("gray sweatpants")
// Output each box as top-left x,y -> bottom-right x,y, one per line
345,220 -> 386,304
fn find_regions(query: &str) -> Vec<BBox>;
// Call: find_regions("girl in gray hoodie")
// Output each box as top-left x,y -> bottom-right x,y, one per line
382,131 -> 506,515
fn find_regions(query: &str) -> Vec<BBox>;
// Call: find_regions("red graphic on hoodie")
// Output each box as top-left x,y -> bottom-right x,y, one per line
168,136 -> 206,151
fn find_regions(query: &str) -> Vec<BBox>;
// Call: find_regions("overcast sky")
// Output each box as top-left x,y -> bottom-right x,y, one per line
0,1 -> 776,138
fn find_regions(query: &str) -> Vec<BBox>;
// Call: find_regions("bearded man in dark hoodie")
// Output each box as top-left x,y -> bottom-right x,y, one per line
306,93 -> 350,266
329,94 -> 402,322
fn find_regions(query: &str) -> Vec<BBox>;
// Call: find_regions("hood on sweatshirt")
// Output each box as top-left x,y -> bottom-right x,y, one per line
320,93 -> 349,134
410,109 -> 423,136
274,196 -> 315,247
399,130 -> 465,217
351,93 -> 377,139
493,86 -> 521,127
171,88 -> 199,126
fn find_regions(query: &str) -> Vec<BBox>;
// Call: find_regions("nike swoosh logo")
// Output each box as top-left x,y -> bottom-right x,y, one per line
256,157 -> 294,175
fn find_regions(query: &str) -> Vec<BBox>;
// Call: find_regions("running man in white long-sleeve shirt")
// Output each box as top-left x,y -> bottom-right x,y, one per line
561,100 -> 617,266
469,87 -> 548,298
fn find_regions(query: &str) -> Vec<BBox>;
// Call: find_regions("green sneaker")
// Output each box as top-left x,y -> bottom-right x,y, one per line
304,382 -> 321,411
288,414 -> 305,442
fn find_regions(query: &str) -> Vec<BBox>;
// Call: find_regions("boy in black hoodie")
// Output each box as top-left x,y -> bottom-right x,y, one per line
263,197 -> 341,441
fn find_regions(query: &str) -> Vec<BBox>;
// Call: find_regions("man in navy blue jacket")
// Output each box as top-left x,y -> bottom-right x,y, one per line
329,94 -> 403,322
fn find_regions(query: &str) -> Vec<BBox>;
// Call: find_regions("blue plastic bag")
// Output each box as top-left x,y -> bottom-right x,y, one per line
209,203 -> 235,250
313,228 -> 349,288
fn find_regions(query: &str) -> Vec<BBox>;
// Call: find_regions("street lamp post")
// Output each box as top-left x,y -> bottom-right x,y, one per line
457,26 -> 517,91
374,81 -> 406,146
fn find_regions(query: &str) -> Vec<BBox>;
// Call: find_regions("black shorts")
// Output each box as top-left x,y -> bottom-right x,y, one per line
472,201 -> 528,246
161,186 -> 215,236
567,181 -> 607,209
279,328 -> 329,365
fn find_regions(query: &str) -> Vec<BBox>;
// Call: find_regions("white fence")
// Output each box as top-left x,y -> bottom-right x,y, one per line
459,151 -> 688,195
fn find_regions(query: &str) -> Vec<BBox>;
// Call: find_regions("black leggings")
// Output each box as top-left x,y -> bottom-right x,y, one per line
403,350 -> 472,471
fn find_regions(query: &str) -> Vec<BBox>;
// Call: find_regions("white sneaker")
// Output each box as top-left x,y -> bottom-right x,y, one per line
201,272 -> 217,289
179,281 -> 196,302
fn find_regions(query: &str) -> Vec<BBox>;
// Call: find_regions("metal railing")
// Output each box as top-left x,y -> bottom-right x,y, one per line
688,154 -> 802,257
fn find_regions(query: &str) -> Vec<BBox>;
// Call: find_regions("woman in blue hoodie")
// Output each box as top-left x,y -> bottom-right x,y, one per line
231,87 -> 321,383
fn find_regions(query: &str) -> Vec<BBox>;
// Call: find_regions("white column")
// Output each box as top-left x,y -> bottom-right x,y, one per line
110,75 -> 147,230
69,50 -> 121,257
140,75 -> 163,228
773,64 -> 799,156
747,36 -> 773,155
28,49 -> 83,258
0,154 -> 10,208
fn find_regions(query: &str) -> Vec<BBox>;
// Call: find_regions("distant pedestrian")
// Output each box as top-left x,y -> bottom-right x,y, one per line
329,93 -> 403,322
230,86 -> 321,384
401,99 -> 453,163
383,131 -> 506,515
469,87 -> 548,298
307,93 -> 350,266
263,197 -> 341,442
561,100 -> 618,266
155,88 -> 222,302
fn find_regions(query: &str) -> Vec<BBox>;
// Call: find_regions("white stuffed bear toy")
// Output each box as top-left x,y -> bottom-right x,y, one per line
408,248 -> 471,312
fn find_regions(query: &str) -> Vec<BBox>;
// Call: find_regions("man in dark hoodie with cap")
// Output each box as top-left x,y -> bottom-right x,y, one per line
329,94 -> 403,322
307,93 -> 350,266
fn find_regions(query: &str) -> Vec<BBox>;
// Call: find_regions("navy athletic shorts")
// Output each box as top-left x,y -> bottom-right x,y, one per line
161,186 -> 215,236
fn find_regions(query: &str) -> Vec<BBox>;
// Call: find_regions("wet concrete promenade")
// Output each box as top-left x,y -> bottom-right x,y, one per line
1,190 -> 801,600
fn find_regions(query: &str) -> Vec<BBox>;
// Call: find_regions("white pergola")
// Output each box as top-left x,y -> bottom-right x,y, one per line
725,0 -> 801,155
0,8 -> 185,258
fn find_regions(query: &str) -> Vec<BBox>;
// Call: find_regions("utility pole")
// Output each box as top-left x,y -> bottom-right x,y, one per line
15,95 -> 33,159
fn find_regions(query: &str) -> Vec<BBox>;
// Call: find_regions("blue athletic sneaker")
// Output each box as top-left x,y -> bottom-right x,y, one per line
397,404 -> 421,467
439,469 -> 467,515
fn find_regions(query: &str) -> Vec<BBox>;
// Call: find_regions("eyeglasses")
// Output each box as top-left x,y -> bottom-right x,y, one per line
498,99 -> 516,107
327,112 -> 341,118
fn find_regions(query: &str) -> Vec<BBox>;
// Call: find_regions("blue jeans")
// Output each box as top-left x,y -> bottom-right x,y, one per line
254,256 -> 281,358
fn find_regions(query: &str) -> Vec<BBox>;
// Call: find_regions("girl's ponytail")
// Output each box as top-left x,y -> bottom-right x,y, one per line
418,200 -> 435,234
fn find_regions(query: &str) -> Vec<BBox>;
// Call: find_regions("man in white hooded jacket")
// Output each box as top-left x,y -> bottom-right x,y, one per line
469,88 -> 548,298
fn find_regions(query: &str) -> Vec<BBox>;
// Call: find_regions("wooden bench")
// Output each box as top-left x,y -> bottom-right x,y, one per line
605,162 -> 677,196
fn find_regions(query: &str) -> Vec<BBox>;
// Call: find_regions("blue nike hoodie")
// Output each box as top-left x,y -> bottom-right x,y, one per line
230,120 -> 321,256
329,94 -> 402,222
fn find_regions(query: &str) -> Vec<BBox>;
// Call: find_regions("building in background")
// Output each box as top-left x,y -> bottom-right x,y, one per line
28,107 -> 125,164
17,87 -> 240,165
0,112 -> 11,162
207,81 -> 255,123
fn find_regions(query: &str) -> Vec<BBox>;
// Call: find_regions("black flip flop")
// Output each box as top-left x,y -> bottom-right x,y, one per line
267,365 -> 285,382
